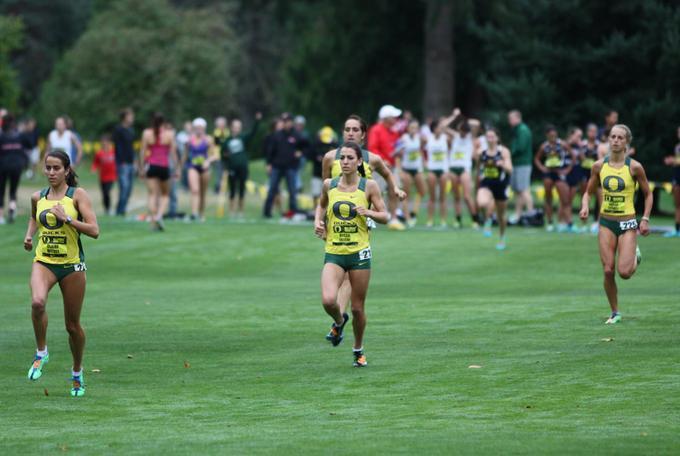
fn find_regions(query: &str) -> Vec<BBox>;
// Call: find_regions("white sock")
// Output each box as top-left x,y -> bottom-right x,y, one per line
37,347 -> 48,357
72,369 -> 83,378
353,347 -> 363,353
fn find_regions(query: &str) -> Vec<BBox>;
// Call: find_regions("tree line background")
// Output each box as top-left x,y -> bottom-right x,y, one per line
0,0 -> 679,178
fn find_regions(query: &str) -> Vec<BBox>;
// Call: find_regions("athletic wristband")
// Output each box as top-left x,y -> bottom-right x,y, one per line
640,216 -> 649,223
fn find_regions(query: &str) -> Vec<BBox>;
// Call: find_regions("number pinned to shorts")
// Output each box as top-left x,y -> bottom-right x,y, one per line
73,263 -> 87,272
618,220 -> 638,231
359,248 -> 372,260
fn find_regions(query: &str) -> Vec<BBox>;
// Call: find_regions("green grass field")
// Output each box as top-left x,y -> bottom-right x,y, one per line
1,168 -> 679,455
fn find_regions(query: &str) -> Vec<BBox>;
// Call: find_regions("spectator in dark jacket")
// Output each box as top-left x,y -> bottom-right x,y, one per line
113,108 -> 136,215
263,113 -> 309,218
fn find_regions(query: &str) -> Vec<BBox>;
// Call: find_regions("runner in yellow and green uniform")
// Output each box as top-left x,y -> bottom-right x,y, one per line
315,142 -> 388,367
321,114 -> 406,322
580,125 -> 652,324
24,149 -> 99,396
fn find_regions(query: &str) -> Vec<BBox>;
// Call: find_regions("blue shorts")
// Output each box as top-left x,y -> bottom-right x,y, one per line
543,170 -> 567,183
566,165 -> 584,187
673,167 -> 680,186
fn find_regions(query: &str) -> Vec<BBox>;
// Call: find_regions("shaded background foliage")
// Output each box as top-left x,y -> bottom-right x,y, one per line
1,0 -> 679,177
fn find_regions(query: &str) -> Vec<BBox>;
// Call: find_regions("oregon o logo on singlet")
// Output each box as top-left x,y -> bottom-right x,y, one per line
39,209 -> 63,229
332,201 -> 357,221
603,175 -> 626,192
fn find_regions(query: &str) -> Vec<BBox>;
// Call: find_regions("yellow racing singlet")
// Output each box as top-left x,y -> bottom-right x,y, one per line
325,177 -> 370,255
600,156 -> 636,217
34,187 -> 84,265
331,147 -> 373,179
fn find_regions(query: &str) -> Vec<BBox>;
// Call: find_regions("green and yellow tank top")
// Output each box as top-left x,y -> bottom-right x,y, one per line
34,187 -> 84,265
331,147 -> 373,179
600,156 -> 636,217
325,177 -> 370,255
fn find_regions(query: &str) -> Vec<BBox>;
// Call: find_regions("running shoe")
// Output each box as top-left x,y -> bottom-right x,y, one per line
326,312 -> 349,347
569,224 -> 582,234
426,220 -> 433,228
471,221 -> 480,230
605,312 -> 622,325
483,220 -> 492,237
8,207 -> 16,223
407,219 -> 417,228
451,220 -> 461,229
440,222 -> 447,229
496,238 -> 506,250
27,353 -> 49,380
353,350 -> 368,367
387,219 -> 405,231
546,224 -> 555,232
590,222 -> 599,235
71,374 -> 85,397
636,245 -> 642,267
663,229 -> 679,238
557,223 -> 568,233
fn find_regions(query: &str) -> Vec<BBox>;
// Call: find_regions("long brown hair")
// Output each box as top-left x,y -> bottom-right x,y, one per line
46,149 -> 79,187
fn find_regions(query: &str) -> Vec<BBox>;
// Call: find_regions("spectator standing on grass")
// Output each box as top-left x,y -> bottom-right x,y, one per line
22,117 -> 41,180
64,117 -> 82,167
47,116 -> 82,168
263,113 -> 308,218
223,112 -> 261,218
212,116 -> 229,194
112,108 -> 136,216
598,109 -> 618,143
508,110 -> 535,224
175,121 -> 192,191
311,126 -> 338,207
91,134 -> 117,215
0,113 -> 31,224
294,115 -> 310,192
367,105 -> 405,230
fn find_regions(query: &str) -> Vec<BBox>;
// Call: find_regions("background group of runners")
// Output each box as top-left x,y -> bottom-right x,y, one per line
1,103 -> 677,394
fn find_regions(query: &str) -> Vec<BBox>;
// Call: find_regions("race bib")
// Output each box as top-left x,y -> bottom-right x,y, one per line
581,158 -> 595,169
483,167 -> 500,179
545,155 -> 563,168
619,219 -> 638,231
453,151 -> 465,160
433,151 -> 446,162
408,151 -> 420,162
603,194 -> 625,214
40,231 -> 68,258
358,247 -> 372,260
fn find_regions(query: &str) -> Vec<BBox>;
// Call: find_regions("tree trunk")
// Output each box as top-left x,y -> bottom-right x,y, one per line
423,0 -> 454,118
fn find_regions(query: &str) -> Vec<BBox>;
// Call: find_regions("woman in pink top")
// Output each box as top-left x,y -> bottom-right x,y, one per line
139,112 -> 178,231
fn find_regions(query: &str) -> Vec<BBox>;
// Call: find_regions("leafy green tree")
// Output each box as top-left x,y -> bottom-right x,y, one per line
0,14 -> 23,110
468,0 -> 680,178
0,0 -> 93,110
36,0 -> 237,135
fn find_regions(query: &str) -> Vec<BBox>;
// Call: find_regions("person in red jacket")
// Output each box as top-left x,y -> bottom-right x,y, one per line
91,134 -> 117,215
367,105 -> 405,230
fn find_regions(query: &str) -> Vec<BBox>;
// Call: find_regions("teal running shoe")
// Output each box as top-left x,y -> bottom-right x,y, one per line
70,374 -> 85,397
483,220 -> 492,237
496,238 -> 506,250
663,230 -> 678,238
605,312 -> 622,324
27,353 -> 49,380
